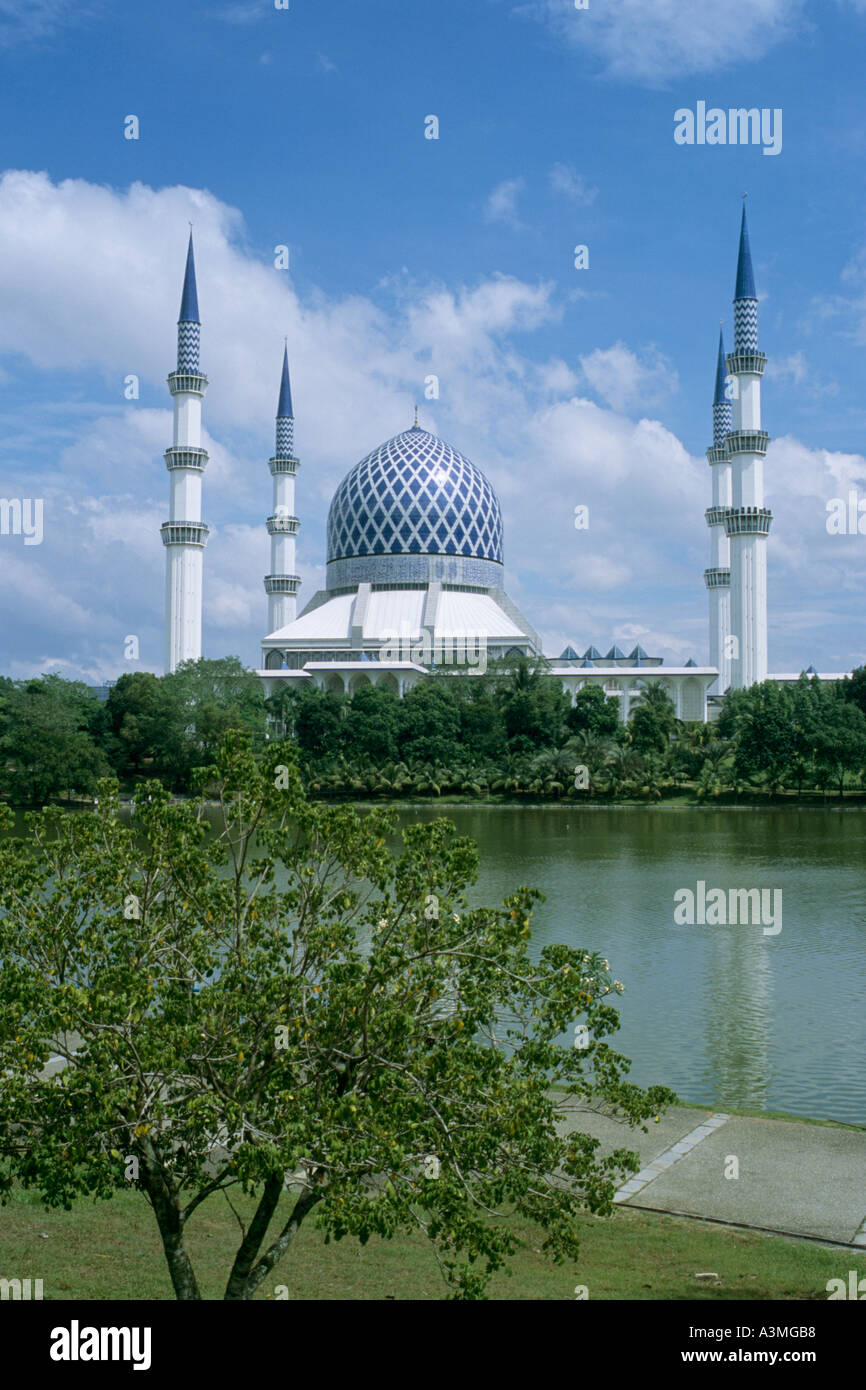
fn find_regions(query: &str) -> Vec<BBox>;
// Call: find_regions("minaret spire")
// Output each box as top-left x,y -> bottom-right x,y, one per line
264,346 -> 301,639
724,203 -> 772,689
704,325 -> 733,693
712,326 -> 733,445
733,203 -> 758,352
177,231 -> 201,372
161,232 -> 209,673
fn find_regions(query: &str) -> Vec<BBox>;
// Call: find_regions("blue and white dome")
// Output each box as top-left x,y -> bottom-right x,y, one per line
325,425 -> 504,589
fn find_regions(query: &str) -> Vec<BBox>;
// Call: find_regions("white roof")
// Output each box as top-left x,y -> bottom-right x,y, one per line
437,591 -> 524,639
265,588 -> 526,645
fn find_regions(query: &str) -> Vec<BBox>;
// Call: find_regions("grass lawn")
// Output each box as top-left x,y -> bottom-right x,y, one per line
2,1184 -> 863,1300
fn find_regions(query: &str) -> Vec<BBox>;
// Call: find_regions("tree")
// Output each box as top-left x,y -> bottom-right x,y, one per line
628,683 -> 677,755
0,675 -> 110,805
398,682 -> 462,764
811,692 -> 866,799
566,685 -> 621,740
840,666 -> 866,719
158,658 -> 267,782
495,658 -> 571,753
451,679 -> 508,762
104,672 -> 174,780
719,681 -> 796,795
288,685 -> 346,763
343,684 -> 400,763
0,733 -> 673,1300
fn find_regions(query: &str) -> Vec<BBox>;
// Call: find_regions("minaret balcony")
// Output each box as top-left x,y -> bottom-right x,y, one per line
168,371 -> 208,398
267,514 -> 300,536
725,351 -> 767,377
264,574 -> 301,595
268,455 -> 300,477
161,521 -> 210,548
726,430 -> 770,458
704,567 -> 731,590
704,506 -> 729,527
164,447 -> 209,472
724,507 -> 773,537
706,445 -> 729,465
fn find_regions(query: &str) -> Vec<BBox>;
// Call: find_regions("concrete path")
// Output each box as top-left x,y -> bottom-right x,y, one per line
556,1102 -> 866,1248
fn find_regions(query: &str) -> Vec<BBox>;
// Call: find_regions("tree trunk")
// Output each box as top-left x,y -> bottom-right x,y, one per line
224,1182 -> 321,1301
223,1173 -> 283,1300
139,1144 -> 202,1300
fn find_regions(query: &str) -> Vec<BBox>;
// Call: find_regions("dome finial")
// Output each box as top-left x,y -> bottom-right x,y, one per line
413,403 -> 419,429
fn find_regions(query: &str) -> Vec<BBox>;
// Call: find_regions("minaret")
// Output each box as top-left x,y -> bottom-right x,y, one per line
724,205 -> 772,689
161,232 -> 209,673
264,346 -> 301,633
704,328 -> 733,692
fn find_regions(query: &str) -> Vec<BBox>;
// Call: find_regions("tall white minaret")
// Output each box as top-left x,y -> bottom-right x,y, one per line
704,328 -> 733,692
725,206 -> 772,689
161,233 -> 209,673
264,346 -> 301,632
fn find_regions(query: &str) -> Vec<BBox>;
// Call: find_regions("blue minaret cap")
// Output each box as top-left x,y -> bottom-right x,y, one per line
713,328 -> 727,405
179,232 -> 200,323
735,206 -> 756,301
277,344 -> 294,418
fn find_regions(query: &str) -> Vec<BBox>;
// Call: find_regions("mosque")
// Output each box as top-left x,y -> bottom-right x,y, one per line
159,210 -> 846,724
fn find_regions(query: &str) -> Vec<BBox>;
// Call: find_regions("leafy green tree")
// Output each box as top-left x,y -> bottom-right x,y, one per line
0,675 -> 110,805
628,683 -> 677,756
811,692 -> 866,798
566,685 -> 621,740
289,685 -> 346,763
0,733 -> 673,1300
840,666 -> 866,719
343,684 -> 400,763
450,679 -> 508,762
719,681 -> 796,795
496,658 -> 571,753
104,672 -> 174,779
398,682 -> 462,764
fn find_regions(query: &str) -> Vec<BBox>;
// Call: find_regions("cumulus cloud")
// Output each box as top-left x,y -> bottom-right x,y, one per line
0,0 -> 98,45
483,178 -> 526,228
0,170 -> 862,681
509,0 -> 806,84
549,163 -> 598,205
578,342 -> 678,413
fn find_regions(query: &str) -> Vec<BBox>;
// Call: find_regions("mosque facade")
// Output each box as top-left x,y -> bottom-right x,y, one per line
160,211 -> 847,723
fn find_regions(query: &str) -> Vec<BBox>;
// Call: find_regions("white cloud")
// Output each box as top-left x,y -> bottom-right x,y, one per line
578,342 -> 677,413
0,0 -> 97,45
0,170 -> 861,680
483,178 -> 526,228
549,163 -> 598,205
510,0 -> 806,84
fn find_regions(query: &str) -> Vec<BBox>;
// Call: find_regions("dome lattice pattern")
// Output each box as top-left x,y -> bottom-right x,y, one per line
327,428 -> 503,565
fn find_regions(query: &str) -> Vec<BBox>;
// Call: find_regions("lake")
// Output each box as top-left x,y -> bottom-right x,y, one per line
6,800 -> 864,1123
387,805 -> 866,1125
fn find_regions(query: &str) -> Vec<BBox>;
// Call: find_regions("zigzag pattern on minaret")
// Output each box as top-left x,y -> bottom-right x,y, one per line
733,298 -> 758,353
177,320 -> 200,373
713,399 -> 732,446
276,415 -> 294,456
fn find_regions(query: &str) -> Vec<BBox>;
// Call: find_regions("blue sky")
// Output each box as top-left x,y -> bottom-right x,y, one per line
2,0 -> 866,680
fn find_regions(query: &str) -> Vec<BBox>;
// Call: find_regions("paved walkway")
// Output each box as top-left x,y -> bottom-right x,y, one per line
556,1103 -> 866,1248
